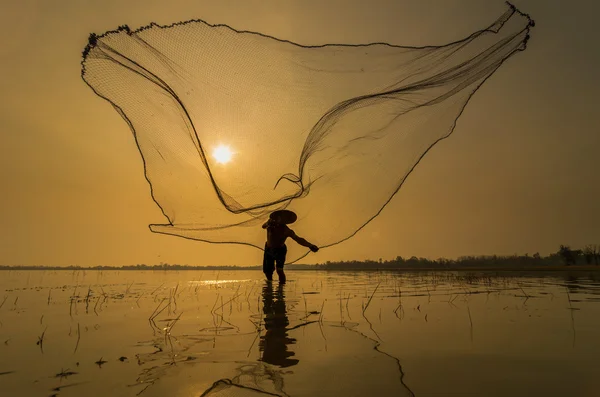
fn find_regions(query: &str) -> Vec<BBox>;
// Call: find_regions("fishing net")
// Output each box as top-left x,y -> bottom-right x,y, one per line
81,3 -> 533,263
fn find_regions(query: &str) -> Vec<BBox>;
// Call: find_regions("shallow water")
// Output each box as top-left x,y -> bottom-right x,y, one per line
0,270 -> 599,397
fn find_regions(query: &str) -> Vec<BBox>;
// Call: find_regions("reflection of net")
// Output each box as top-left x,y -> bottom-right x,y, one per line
81,3 -> 533,262
200,364 -> 288,397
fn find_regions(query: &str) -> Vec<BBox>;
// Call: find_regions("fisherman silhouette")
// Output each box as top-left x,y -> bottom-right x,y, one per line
262,210 -> 318,283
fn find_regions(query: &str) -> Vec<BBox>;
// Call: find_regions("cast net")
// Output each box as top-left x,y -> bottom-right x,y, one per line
81,3 -> 533,263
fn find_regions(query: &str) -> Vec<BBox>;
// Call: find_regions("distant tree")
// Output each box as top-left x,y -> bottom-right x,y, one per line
583,244 -> 600,265
558,245 -> 576,266
583,246 -> 594,264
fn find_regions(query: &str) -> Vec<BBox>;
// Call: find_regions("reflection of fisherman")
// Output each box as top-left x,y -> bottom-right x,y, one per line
259,282 -> 299,368
262,211 -> 318,283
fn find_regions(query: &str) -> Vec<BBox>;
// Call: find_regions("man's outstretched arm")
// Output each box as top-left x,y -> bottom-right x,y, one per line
289,230 -> 319,252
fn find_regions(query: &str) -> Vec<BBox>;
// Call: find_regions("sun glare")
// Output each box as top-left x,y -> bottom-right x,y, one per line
213,145 -> 233,164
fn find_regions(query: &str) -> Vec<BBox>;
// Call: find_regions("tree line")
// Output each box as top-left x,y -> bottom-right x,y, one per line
0,245 -> 598,270
313,244 -> 600,270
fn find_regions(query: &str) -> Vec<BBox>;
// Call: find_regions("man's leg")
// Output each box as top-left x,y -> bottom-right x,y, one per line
276,267 -> 286,284
275,245 -> 287,283
263,248 -> 274,281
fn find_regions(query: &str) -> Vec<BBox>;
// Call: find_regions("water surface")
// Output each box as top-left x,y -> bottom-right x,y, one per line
0,270 -> 599,396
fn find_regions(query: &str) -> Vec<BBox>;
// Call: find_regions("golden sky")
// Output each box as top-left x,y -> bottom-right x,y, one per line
1,0 -> 598,266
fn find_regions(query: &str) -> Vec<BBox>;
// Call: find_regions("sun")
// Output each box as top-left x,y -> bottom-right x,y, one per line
212,145 -> 233,164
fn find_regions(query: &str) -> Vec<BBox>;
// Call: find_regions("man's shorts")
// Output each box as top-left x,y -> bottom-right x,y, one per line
263,244 -> 287,274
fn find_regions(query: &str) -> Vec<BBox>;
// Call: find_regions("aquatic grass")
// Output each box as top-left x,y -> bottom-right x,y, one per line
318,300 -> 326,324
0,295 -> 9,310
85,286 -> 92,314
95,357 -> 107,368
466,305 -> 473,343
150,283 -> 164,296
363,282 -> 380,314
125,281 -> 134,295
37,326 -> 47,353
73,322 -> 81,354
54,369 -> 78,380
345,293 -> 352,320
93,296 -> 101,316
393,285 -> 403,319
148,298 -> 169,334
338,292 -> 344,325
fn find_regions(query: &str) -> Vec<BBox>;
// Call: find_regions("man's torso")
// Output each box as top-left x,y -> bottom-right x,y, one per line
266,223 -> 291,248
